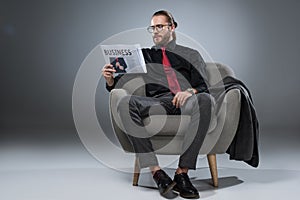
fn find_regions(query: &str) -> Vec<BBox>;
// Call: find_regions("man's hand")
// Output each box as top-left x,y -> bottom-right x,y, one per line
102,64 -> 116,86
119,65 -> 124,70
172,91 -> 193,108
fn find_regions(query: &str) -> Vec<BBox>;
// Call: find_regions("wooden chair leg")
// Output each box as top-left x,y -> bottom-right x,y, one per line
133,157 -> 140,186
207,154 -> 218,187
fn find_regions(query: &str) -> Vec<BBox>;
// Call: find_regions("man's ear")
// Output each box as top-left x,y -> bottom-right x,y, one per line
170,24 -> 175,32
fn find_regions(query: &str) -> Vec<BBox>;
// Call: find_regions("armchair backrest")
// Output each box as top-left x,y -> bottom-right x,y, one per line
205,62 -> 235,86
119,62 -> 235,94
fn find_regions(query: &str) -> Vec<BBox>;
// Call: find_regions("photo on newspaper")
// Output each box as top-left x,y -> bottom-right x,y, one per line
101,44 -> 147,74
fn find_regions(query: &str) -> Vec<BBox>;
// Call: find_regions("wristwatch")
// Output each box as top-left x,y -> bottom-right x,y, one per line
186,88 -> 195,95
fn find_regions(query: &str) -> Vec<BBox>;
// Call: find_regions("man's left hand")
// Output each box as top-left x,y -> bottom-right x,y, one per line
172,91 -> 193,108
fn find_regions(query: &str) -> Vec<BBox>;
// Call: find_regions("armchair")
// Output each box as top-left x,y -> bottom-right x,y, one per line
109,62 -> 241,187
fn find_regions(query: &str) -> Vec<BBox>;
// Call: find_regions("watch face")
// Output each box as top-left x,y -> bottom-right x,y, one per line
186,88 -> 194,94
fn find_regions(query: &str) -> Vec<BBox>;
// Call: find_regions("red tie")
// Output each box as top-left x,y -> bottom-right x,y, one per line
161,47 -> 181,94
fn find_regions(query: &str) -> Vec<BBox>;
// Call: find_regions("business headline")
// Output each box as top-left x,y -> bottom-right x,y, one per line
103,49 -> 132,56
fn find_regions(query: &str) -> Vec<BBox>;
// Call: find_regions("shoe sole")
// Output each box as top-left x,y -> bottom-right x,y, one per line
180,194 -> 200,199
173,188 -> 200,199
162,181 -> 177,195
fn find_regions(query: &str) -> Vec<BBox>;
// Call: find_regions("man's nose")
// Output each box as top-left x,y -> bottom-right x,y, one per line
153,27 -> 159,34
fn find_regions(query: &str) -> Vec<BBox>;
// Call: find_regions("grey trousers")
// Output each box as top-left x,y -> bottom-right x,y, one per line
117,93 -> 212,170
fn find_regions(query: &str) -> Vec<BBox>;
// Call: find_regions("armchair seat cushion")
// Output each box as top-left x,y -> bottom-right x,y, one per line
143,115 -> 191,136
143,112 -> 217,137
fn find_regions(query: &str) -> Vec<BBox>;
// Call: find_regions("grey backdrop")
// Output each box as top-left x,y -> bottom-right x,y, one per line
1,0 -> 300,138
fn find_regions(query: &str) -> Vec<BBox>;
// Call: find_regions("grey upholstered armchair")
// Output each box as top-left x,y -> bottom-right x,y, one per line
109,62 -> 241,187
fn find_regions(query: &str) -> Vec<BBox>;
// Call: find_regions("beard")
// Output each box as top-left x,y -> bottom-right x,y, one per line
152,32 -> 172,46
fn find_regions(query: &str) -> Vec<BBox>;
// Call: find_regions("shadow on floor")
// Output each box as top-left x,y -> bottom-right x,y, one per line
138,175 -> 243,189
120,167 -> 299,193
193,176 -> 243,191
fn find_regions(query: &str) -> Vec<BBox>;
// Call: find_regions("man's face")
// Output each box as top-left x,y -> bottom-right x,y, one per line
150,15 -> 174,46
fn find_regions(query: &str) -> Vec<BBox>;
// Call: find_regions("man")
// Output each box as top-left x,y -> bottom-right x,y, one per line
102,10 -> 213,199
110,57 -> 127,73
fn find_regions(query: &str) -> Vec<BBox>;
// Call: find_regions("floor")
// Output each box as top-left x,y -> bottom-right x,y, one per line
0,128 -> 299,200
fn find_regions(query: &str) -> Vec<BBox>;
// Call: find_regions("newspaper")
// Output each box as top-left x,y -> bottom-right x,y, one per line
101,44 -> 147,74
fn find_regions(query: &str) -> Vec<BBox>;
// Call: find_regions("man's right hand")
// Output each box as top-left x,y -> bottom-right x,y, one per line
102,64 -> 116,86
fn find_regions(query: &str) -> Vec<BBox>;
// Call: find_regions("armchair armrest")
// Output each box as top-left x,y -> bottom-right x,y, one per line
209,88 -> 241,154
109,89 -> 134,152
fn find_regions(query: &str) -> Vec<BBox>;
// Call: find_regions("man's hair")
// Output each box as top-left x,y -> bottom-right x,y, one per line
152,10 -> 177,40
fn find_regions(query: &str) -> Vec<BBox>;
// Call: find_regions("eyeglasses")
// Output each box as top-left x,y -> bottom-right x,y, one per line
147,23 -> 171,33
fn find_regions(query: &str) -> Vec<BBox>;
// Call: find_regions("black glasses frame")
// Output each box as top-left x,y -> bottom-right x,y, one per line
147,23 -> 172,33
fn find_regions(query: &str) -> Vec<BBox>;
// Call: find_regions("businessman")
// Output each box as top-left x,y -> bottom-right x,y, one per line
102,10 -> 212,199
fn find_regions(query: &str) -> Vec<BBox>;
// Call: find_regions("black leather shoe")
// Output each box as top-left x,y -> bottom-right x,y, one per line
153,169 -> 177,196
173,173 -> 199,199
